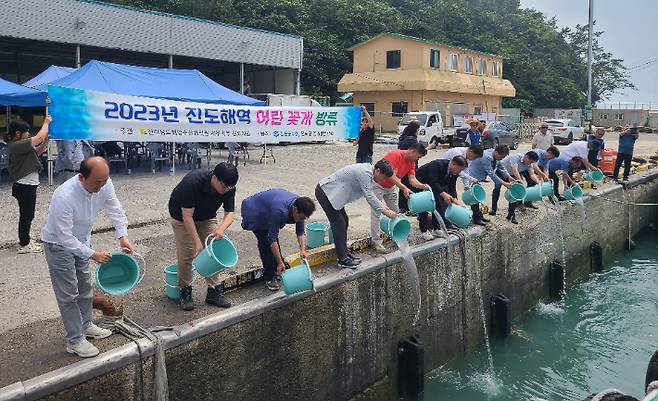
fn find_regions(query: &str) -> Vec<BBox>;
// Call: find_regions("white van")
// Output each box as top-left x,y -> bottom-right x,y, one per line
397,112 -> 445,144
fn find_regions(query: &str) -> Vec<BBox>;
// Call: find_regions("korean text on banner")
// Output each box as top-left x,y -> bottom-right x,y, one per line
47,86 -> 361,143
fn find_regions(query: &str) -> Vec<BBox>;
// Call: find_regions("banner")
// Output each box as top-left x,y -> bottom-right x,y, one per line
47,86 -> 361,143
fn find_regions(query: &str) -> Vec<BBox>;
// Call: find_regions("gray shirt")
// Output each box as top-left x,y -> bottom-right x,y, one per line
319,163 -> 383,213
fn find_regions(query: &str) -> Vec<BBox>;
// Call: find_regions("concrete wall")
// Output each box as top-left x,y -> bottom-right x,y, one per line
3,172 -> 658,401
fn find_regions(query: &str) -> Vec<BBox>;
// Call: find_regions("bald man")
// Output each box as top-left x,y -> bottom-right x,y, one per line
42,156 -> 134,358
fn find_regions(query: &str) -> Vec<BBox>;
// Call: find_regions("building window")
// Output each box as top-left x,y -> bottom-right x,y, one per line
474,105 -> 482,115
600,113 -> 608,120
361,103 -> 375,115
392,101 -> 408,117
615,113 -> 624,121
430,49 -> 440,68
492,62 -> 500,77
386,50 -> 401,69
464,56 -> 473,74
478,60 -> 487,75
448,53 -> 459,71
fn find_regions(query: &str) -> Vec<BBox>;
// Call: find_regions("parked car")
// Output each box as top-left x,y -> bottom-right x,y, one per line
545,119 -> 585,145
397,112 -> 446,145
450,121 -> 519,150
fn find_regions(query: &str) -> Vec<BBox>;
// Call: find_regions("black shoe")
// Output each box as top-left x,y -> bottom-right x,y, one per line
473,219 -> 488,226
524,202 -> 538,210
338,258 -> 360,269
179,285 -> 194,311
480,216 -> 491,223
347,253 -> 362,263
506,215 -> 519,224
557,195 -> 566,202
206,284 -> 231,308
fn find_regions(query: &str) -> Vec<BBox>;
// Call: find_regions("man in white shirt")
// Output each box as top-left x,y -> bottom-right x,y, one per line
532,122 -> 554,150
439,144 -> 483,187
561,141 -> 597,170
42,157 -> 134,358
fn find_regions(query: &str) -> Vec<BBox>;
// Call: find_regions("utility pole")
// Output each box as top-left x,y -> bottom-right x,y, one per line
586,0 -> 594,131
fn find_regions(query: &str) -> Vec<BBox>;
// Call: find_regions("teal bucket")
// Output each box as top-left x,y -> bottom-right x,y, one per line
540,180 -> 554,197
564,184 -> 583,200
524,185 -> 543,202
193,235 -> 239,278
445,204 -> 473,229
281,260 -> 314,295
163,264 -> 179,300
408,190 -> 435,213
585,170 -> 604,182
379,215 -> 411,243
95,251 -> 145,296
462,184 -> 486,206
504,182 -> 527,203
306,223 -> 327,249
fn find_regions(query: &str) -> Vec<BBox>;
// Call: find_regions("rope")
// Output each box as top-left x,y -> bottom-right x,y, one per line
105,316 -> 172,401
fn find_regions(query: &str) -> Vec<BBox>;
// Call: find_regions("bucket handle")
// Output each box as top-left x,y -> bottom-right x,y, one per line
205,234 -> 215,256
120,248 -> 146,288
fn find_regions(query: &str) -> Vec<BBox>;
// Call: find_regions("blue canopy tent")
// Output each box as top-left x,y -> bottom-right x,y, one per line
23,66 -> 77,89
35,60 -> 264,105
0,77 -> 46,107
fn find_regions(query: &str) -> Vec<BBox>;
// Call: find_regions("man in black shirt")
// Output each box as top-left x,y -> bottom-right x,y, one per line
354,105 -> 375,164
415,156 -> 468,240
168,162 -> 239,311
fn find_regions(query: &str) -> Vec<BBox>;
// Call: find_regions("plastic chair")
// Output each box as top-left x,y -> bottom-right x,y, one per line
146,143 -> 170,173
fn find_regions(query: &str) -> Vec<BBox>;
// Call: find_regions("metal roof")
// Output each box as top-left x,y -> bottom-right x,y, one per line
0,0 -> 303,69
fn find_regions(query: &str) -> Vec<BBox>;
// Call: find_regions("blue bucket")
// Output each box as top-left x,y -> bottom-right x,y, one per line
193,235 -> 238,278
504,182 -> 526,203
281,260 -> 314,295
95,251 -> 145,296
163,264 -> 179,300
379,215 -> 411,243
445,204 -> 473,228
585,170 -> 604,182
540,180 -> 554,197
408,191 -> 435,213
564,184 -> 583,200
524,185 -> 542,202
306,223 -> 326,249
462,184 -> 486,206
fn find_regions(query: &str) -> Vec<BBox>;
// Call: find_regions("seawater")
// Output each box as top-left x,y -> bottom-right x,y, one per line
394,230 -> 658,401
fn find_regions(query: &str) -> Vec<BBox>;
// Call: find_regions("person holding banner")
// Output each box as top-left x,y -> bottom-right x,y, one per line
241,189 -> 316,291
168,162 -> 239,311
315,160 -> 398,269
7,117 -> 51,254
42,157 -> 134,358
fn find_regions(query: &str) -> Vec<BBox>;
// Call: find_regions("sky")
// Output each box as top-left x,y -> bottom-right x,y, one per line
519,0 -> 658,106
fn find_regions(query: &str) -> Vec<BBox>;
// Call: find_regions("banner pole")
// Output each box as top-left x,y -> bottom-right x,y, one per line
168,55 -> 175,176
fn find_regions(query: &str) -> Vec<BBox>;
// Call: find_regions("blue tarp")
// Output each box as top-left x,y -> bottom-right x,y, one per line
23,66 -> 77,88
0,77 -> 46,107
36,60 -> 264,105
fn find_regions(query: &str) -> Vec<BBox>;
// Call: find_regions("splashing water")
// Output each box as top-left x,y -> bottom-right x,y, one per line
432,209 -> 449,237
536,301 -> 565,316
397,239 -> 421,326
550,195 -> 568,303
574,197 -> 586,232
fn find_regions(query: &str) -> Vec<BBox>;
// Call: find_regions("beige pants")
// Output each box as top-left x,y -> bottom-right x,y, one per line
170,218 -> 221,288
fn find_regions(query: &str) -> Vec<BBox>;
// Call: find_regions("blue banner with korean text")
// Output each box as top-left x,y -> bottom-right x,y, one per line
47,86 -> 361,143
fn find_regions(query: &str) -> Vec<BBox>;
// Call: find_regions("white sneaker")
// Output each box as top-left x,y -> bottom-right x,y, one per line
84,323 -> 113,339
66,339 -> 100,358
17,242 -> 42,254
432,229 -> 446,238
371,240 -> 387,253
421,231 -> 434,241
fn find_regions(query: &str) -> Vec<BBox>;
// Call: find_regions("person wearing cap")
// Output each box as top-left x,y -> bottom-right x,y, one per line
465,119 -> 481,146
168,162 -> 239,311
532,122 -> 554,150
613,126 -> 639,182
548,156 -> 586,199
